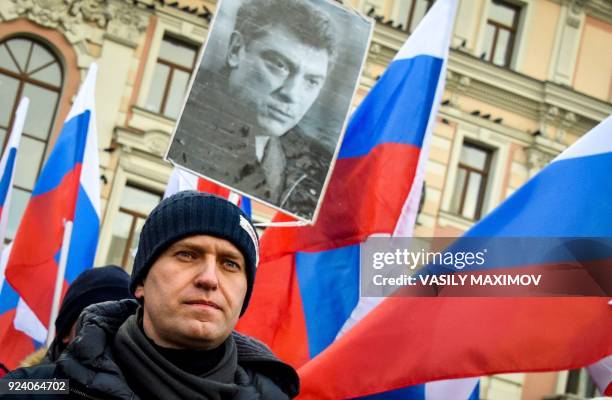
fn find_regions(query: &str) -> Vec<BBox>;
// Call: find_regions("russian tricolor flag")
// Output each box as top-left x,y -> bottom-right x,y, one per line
165,167 -> 252,218
0,98 -> 28,249
0,98 -> 28,374
0,64 -> 101,370
237,0 -> 479,398
297,117 -> 612,399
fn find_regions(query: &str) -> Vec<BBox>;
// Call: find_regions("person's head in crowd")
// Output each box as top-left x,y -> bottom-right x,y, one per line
47,265 -> 131,361
4,192 -> 298,399
224,0 -> 338,138
131,190 -> 259,350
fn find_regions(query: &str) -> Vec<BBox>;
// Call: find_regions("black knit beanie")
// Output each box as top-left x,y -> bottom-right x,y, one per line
131,191 -> 259,315
55,265 -> 131,339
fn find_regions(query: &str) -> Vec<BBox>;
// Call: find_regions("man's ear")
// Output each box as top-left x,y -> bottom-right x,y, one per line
134,284 -> 145,301
227,32 -> 245,68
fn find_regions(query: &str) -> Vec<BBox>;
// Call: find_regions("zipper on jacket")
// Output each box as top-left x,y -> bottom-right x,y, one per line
69,386 -> 104,400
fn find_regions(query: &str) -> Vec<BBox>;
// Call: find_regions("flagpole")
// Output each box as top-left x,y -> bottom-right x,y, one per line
45,220 -> 73,347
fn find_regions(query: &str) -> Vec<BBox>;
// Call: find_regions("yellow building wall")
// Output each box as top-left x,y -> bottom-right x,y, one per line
452,95 -> 538,133
573,16 -> 612,102
520,0 -> 560,80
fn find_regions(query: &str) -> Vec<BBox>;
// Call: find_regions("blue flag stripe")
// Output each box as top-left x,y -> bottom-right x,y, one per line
339,56 -> 442,159
467,152 -> 612,238
32,111 -> 90,197
296,245 -> 360,358
0,148 -> 17,206
65,184 -> 101,283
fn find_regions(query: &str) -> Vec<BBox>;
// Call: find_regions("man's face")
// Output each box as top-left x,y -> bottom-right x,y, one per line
135,235 -> 247,350
226,23 -> 330,137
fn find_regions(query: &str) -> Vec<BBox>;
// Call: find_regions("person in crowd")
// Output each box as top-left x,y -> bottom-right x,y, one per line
2,191 -> 299,399
45,265 -> 132,363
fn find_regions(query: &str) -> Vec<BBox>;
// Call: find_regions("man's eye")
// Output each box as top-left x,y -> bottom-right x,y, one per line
222,259 -> 241,271
175,250 -> 196,260
264,58 -> 289,73
305,78 -> 322,90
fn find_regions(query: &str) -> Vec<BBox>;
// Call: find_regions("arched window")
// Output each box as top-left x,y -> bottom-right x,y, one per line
0,36 -> 64,239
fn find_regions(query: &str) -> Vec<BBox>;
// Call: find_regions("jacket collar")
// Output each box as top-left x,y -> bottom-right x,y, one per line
57,299 -> 299,398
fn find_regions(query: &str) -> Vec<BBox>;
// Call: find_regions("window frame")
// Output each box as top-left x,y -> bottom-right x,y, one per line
103,181 -> 163,271
0,36 -> 64,186
116,206 -> 149,268
0,35 -> 64,240
451,141 -> 493,221
146,34 -> 199,119
440,127 -> 511,232
483,0 -> 522,67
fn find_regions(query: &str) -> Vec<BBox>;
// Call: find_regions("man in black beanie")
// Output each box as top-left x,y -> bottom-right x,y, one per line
2,191 -> 299,399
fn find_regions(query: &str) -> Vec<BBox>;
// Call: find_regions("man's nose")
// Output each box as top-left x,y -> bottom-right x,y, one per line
277,75 -> 300,103
194,257 -> 219,290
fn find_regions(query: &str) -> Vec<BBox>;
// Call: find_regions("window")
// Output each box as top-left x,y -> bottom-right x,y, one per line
449,142 -> 493,220
482,0 -> 521,67
145,35 -> 198,120
0,36 -> 63,239
405,0 -> 435,32
106,186 -> 162,272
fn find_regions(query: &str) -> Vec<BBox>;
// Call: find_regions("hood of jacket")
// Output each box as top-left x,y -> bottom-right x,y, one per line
57,299 -> 299,399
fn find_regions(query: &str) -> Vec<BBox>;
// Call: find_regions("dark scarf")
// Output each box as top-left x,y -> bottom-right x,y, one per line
146,334 -> 226,376
113,313 -> 243,400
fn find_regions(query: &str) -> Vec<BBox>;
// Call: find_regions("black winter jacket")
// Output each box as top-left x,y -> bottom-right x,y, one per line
1,300 -> 299,399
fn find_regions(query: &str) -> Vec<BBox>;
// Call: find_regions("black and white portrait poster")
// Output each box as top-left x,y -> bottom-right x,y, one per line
166,0 -> 373,223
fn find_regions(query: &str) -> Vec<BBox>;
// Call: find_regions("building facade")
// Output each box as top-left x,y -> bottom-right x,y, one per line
0,0 -> 610,398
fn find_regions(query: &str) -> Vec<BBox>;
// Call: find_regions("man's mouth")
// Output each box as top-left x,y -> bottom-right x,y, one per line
267,105 -> 294,121
184,299 -> 222,311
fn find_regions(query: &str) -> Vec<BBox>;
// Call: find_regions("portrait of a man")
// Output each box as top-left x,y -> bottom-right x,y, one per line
167,0 -> 372,221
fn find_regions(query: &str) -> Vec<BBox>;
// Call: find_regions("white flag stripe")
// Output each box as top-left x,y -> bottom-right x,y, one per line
7,98 -> 29,150
394,0 -> 457,61
425,377 -> 479,400
14,298 -> 47,344
586,356 -> 612,396
164,167 -> 200,198
79,64 -> 101,217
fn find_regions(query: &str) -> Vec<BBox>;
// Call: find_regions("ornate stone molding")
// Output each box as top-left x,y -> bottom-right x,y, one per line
71,0 -> 111,28
446,71 -> 472,106
536,105 -> 583,144
569,0 -> 588,12
551,0 -> 612,24
144,131 -> 170,157
12,0 -> 77,31
537,105 -> 559,137
106,0 -> 148,46
448,50 -> 611,131
566,0 -> 588,27
556,111 -> 577,143
525,146 -> 555,177
115,123 -> 174,160
7,0 -> 146,44
11,0 -> 112,31
372,26 -> 607,139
